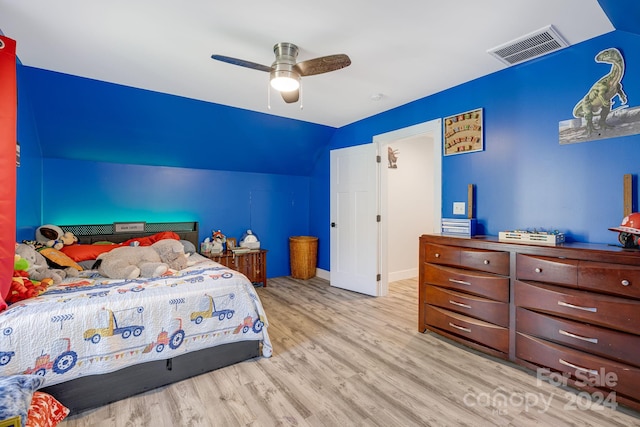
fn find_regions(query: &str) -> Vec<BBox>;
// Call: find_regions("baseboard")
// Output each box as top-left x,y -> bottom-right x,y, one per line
314,268 -> 415,283
388,268 -> 418,282
316,268 -> 330,281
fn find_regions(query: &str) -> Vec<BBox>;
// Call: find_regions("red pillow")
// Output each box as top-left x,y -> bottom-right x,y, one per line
60,231 -> 181,261
26,391 -> 70,427
120,231 -> 181,246
60,243 -> 118,262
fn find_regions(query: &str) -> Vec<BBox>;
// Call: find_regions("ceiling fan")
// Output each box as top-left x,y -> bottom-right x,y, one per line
211,42 -> 351,104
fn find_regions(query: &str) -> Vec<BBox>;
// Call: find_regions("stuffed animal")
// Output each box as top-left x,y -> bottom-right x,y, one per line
15,243 -> 72,284
7,253 -> 52,304
152,239 -> 190,271
35,224 -> 78,250
96,239 -> 189,280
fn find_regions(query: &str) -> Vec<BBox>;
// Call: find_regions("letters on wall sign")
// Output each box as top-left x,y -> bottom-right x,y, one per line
0,35 -> 17,304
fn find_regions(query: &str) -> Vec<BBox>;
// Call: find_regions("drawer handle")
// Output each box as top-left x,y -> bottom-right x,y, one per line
558,358 -> 599,376
434,253 -> 440,258
535,267 -> 542,273
448,278 -> 471,286
483,260 -> 490,265
449,300 -> 471,309
557,301 -> 597,313
621,279 -> 630,286
558,329 -> 598,344
448,322 -> 471,333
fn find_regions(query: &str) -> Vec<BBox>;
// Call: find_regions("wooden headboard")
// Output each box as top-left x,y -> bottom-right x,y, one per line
59,221 -> 200,248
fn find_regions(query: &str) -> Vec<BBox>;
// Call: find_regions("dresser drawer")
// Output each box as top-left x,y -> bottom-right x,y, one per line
425,305 -> 509,353
423,263 -> 509,302
424,285 -> 509,327
578,261 -> 640,299
517,333 -> 640,400
514,280 -> 640,334
516,307 -> 640,367
424,243 -> 460,266
516,254 -> 578,287
424,243 -> 509,275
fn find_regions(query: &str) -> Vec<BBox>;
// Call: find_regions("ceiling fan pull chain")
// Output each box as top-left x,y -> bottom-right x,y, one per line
267,80 -> 271,110
299,84 -> 303,110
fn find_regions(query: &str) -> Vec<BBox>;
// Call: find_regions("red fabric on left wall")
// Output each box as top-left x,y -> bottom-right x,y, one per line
0,36 -> 17,303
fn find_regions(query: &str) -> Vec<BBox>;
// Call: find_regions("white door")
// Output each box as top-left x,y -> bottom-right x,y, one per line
330,144 -> 381,296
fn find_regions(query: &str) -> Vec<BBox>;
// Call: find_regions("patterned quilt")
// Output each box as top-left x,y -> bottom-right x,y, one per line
0,255 -> 272,388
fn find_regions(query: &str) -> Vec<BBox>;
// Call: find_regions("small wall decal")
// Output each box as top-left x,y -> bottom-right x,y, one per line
387,146 -> 398,168
559,47 -> 640,145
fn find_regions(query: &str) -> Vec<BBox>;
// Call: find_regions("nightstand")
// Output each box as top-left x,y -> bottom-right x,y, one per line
203,249 -> 267,287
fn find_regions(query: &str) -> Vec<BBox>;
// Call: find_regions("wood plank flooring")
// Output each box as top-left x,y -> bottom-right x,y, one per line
60,276 -> 640,426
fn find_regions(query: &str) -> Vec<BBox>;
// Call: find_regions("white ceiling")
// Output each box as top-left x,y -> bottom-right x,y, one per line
0,0 -> 614,128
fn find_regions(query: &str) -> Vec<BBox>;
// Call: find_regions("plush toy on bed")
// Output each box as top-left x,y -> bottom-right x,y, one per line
35,224 -> 78,250
14,243 -> 76,284
96,239 -> 190,280
7,254 -> 52,305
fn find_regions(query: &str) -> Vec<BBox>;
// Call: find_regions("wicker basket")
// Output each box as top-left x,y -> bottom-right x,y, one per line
289,236 -> 318,279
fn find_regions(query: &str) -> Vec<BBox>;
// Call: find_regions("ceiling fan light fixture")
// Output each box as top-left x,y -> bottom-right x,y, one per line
270,70 -> 300,92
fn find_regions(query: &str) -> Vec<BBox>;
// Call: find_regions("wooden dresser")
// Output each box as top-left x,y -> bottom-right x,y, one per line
419,234 -> 640,410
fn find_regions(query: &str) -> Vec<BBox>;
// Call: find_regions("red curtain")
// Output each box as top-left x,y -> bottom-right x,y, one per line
0,36 -> 17,304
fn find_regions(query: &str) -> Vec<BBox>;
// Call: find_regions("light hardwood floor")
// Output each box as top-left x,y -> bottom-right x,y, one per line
60,276 -> 640,426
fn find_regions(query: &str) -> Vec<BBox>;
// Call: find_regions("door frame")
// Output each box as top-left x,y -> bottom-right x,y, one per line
374,119 -> 442,289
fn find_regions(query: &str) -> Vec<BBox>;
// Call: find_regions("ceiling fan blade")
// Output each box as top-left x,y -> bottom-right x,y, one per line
294,54 -> 351,76
280,89 -> 300,103
211,54 -> 272,72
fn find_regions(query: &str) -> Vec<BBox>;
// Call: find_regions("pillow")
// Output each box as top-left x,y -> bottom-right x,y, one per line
180,240 -> 196,254
0,375 -> 45,426
77,259 -> 99,270
120,231 -> 181,247
38,248 -> 83,271
26,392 -> 70,427
60,244 -> 117,262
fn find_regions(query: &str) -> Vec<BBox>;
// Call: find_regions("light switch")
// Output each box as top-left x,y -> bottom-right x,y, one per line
453,202 -> 466,215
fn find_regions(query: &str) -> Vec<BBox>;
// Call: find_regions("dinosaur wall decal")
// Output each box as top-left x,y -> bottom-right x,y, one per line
572,47 -> 628,136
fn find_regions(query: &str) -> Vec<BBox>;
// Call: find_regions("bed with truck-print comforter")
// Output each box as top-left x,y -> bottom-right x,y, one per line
0,254 -> 272,388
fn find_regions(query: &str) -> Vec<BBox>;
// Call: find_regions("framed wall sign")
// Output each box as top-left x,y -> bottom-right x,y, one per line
443,108 -> 483,156
114,222 -> 146,233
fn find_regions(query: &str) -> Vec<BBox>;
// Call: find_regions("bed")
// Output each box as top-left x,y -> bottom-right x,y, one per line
1,221 -> 272,415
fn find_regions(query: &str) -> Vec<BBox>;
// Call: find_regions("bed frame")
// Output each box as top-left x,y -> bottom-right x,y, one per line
41,221 -> 261,415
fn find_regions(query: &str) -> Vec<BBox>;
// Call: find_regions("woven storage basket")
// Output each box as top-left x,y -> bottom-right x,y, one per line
289,236 -> 318,279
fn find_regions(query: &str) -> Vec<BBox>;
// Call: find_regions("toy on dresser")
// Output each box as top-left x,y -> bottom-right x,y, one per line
201,229 -> 226,254
239,230 -> 260,249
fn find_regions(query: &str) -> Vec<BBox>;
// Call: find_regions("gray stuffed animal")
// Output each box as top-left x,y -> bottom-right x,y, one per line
15,243 -> 75,284
96,239 -> 189,280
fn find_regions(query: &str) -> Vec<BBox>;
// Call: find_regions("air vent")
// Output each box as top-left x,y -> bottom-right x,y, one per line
487,25 -> 568,66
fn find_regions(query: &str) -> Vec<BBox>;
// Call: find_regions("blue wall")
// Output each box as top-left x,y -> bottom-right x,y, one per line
16,63 -> 43,241
311,31 -> 640,270
42,160 -> 309,277
16,29 -> 640,277
16,69 -> 325,278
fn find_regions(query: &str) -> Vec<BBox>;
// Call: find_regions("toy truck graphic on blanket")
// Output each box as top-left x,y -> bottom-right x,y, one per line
84,306 -> 145,344
1,327 -> 15,366
0,351 -> 14,366
24,337 -> 77,376
190,294 -> 235,324
143,318 -> 185,353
